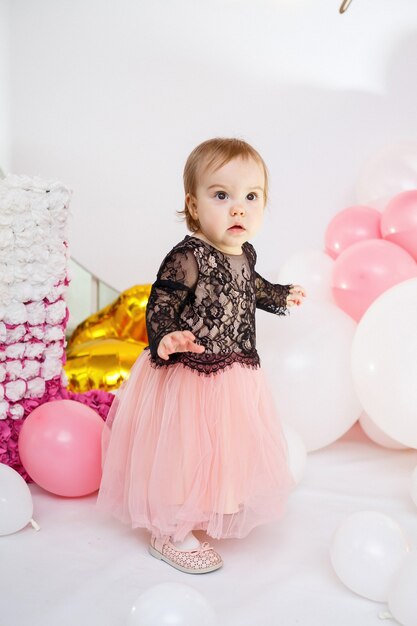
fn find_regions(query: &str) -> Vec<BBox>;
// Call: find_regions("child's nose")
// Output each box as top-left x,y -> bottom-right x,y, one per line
231,203 -> 245,215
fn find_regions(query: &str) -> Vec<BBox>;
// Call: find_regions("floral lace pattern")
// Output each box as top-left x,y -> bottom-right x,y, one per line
146,235 -> 293,376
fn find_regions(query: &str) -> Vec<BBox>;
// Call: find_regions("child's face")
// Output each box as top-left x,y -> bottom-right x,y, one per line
186,156 -> 266,255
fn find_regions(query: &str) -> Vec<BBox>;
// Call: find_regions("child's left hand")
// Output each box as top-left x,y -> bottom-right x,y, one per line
286,284 -> 307,307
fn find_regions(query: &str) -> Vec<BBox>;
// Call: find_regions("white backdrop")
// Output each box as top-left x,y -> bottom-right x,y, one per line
0,1 -> 10,171
5,0 -> 417,289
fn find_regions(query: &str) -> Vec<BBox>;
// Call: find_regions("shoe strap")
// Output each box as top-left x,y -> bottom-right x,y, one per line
189,541 -> 213,554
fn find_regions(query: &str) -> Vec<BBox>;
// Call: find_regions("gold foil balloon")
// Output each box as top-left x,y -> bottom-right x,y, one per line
65,338 -> 147,393
113,285 -> 151,343
68,284 -> 151,348
65,284 -> 152,392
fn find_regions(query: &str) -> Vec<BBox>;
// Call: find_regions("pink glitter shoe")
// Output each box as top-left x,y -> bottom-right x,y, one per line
149,535 -> 223,574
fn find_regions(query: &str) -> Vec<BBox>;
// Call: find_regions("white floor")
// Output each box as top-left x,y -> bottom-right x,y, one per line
2,423 -> 416,626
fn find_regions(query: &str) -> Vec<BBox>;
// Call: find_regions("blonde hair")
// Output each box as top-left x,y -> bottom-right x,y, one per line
178,137 -> 269,232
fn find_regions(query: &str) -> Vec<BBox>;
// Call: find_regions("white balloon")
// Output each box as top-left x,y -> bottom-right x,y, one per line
330,511 -> 411,602
0,463 -> 34,536
410,466 -> 417,508
351,277 -> 417,448
281,422 -> 307,484
127,583 -> 218,626
359,412 -> 408,450
356,142 -> 417,209
257,299 -> 361,451
277,249 -> 335,303
389,553 -> 417,626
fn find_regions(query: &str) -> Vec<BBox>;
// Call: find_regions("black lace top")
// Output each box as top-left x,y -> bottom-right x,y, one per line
145,235 -> 293,376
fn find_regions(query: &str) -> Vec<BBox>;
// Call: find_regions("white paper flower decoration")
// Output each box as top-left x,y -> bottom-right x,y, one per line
45,299 -> 67,325
0,400 -> 9,419
5,380 -> 26,402
25,301 -> 46,325
9,403 -> 24,419
3,302 -> 27,325
6,360 -> 23,380
21,360 -> 40,380
44,325 -> 65,343
0,173 -> 70,420
5,326 -> 26,344
24,342 -> 45,359
5,343 -> 25,359
26,377 -> 46,398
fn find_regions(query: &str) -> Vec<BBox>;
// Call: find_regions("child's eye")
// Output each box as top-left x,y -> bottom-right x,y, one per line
246,192 -> 258,201
214,191 -> 228,200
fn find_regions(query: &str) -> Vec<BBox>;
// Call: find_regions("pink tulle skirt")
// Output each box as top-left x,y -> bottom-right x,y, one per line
97,349 -> 295,541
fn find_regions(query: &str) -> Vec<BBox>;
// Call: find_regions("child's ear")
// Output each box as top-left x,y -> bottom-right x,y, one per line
185,193 -> 197,218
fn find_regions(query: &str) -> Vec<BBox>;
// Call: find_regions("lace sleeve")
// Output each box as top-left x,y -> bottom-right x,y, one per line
146,247 -> 198,359
254,272 -> 293,316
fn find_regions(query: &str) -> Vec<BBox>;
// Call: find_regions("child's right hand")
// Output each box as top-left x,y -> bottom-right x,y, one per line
157,330 -> 205,361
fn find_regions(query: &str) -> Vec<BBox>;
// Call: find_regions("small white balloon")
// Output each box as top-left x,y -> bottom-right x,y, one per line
0,463 -> 34,536
281,422 -> 307,484
330,511 -> 411,602
127,583 -> 218,626
388,553 -> 417,626
277,249 -> 335,303
352,277 -> 417,448
359,412 -> 408,450
410,466 -> 417,508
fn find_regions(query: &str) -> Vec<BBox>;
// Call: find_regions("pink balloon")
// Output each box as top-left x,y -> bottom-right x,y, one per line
19,400 -> 104,497
381,190 -> 417,262
324,205 -> 381,259
332,239 -> 417,321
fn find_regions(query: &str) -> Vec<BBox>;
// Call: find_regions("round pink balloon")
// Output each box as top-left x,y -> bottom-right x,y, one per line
324,205 -> 381,260
381,190 -> 417,262
332,239 -> 417,321
19,400 -> 104,497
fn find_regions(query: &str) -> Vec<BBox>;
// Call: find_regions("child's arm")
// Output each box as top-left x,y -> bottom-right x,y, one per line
146,248 -> 200,360
243,242 -> 304,315
255,273 -> 306,315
